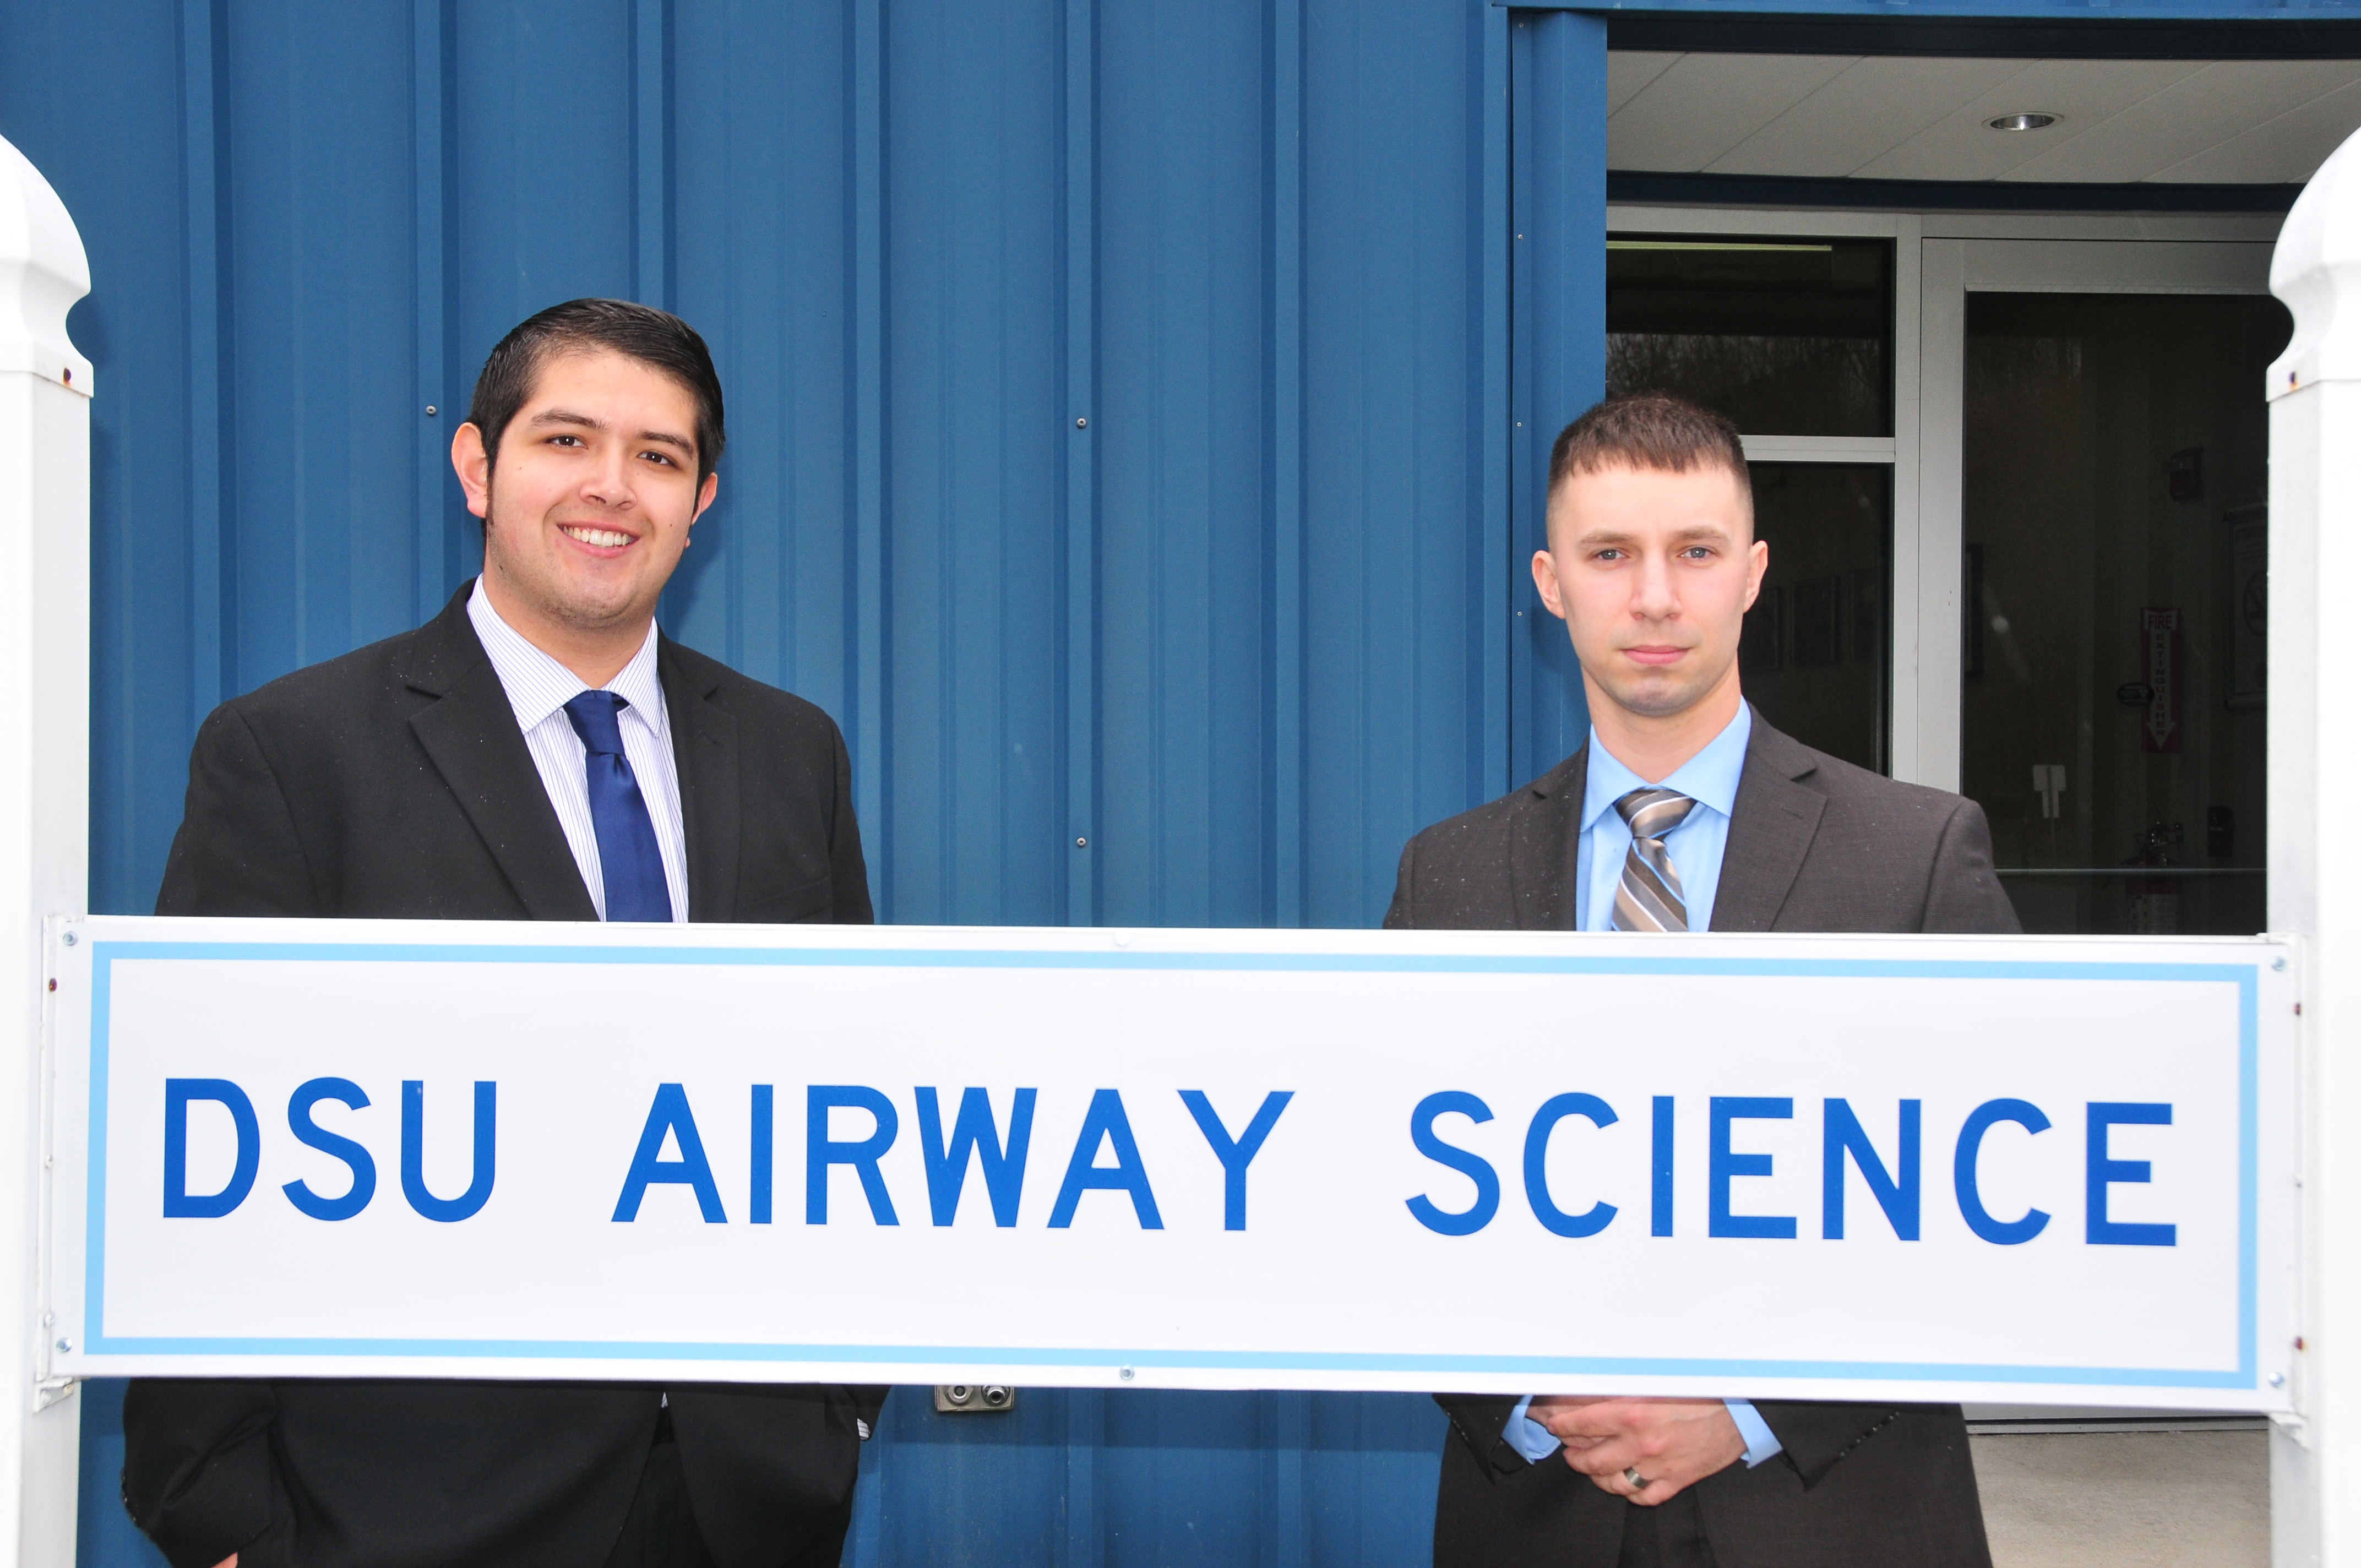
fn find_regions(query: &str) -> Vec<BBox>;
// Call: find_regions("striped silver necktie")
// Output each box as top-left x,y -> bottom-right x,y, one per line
1611,787 -> 1698,933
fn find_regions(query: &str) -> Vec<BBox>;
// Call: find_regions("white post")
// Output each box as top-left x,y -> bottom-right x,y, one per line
2268,126 -> 2361,1568
0,136 -> 91,1566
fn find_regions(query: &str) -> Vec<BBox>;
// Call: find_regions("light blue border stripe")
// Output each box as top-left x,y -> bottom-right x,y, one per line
82,940 -> 2265,1390
72,1337 -> 2253,1387
2240,974 -> 2260,1387
86,950 -> 113,1368
83,939 -> 2264,982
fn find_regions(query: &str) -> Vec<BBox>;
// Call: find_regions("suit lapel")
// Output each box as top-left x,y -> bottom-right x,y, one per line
401,590 -> 598,921
661,641 -> 740,922
1707,716 -> 1826,933
1508,747 -> 1587,931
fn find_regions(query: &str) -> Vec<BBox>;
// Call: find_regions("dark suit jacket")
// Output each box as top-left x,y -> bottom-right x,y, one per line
124,585 -> 885,1568
1385,713 -> 2019,1568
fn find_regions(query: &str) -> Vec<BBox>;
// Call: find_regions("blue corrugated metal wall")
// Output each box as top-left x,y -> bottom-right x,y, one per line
0,2 -> 1607,1562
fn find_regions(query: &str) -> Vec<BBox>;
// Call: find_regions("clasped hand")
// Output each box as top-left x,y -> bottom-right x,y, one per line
1526,1396 -> 1747,1505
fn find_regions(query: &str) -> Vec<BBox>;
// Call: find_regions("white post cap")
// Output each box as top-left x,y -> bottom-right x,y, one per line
0,134 -> 90,397
2271,124 -> 2361,403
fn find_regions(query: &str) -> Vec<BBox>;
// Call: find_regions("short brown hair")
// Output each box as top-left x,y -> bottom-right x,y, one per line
1547,391 -> 1749,503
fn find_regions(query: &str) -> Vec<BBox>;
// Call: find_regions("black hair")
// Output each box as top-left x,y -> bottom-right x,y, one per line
466,298 -> 727,489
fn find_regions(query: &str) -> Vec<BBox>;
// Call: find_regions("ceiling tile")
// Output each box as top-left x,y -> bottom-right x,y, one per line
2004,59 -> 2361,182
1705,56 -> 2029,178
1607,52 -> 1854,173
2149,74 -> 2361,183
1608,51 -> 1682,116
1852,58 -> 2204,182
1602,51 -> 2361,186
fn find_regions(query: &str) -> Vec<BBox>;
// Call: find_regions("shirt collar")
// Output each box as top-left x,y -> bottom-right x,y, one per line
466,576 -> 666,734
1581,702 -> 1754,833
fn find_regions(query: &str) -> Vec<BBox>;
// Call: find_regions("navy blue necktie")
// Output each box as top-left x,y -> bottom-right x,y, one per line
563,691 -> 673,922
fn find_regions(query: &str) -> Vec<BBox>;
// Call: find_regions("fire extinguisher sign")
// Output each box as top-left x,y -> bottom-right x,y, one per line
2142,608 -> 2181,753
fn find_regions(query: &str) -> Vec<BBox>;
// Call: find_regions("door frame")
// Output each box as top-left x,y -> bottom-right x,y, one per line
1604,203 -> 2283,791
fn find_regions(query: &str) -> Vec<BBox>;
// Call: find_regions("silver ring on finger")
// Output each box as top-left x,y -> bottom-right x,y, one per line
1623,1467 -> 1650,1490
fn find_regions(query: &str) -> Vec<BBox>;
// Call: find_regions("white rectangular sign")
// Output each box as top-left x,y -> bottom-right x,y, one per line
42,916 -> 2296,1410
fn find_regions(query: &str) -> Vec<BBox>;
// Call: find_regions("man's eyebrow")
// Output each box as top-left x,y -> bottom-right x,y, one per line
1569,523 -> 1734,548
525,408 -> 606,431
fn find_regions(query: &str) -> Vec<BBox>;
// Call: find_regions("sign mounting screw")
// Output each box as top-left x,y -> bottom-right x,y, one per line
59,931 -> 75,948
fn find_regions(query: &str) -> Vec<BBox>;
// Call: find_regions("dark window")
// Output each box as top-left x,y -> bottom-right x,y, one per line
1607,236 -> 1894,437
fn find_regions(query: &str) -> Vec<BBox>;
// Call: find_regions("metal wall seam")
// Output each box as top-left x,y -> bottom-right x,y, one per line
1270,0 -> 1307,929
411,0 -> 449,622
1063,0 -> 1099,927
851,0 -> 889,917
1060,1387 -> 1105,1568
1509,9 -> 1607,787
1257,1389 -> 1313,1567
1507,14 -> 1537,792
1478,2 -> 1512,804
179,0 -> 226,726
632,0 -> 672,310
844,1403 -> 886,1562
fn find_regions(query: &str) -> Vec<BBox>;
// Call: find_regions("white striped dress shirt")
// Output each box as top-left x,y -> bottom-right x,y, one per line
466,578 -> 689,922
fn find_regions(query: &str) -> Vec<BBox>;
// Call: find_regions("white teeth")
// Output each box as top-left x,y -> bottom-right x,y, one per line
562,526 -> 632,548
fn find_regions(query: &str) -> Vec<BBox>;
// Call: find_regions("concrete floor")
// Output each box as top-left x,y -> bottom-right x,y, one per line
1972,1431 -> 2269,1568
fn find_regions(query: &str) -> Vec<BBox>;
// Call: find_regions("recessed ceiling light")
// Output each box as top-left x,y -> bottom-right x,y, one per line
1986,112 -> 2059,133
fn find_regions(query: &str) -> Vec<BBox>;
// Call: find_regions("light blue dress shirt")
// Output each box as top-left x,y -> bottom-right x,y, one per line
1573,704 -> 1750,937
1504,704 -> 1782,1471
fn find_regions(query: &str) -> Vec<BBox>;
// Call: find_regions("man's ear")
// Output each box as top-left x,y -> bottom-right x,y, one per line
452,423 -> 493,521
692,469 -> 719,526
1531,548 -> 1569,622
1741,537 -> 1769,613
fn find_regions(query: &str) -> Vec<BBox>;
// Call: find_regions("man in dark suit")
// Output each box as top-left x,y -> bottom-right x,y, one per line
124,300 -> 882,1568
1387,393 -> 2017,1568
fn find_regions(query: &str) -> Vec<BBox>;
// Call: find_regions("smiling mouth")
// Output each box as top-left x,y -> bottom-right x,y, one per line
560,524 -> 634,549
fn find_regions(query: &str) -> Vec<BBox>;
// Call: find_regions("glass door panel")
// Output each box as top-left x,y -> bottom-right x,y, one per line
1743,464 -> 1890,775
1959,292 -> 2288,935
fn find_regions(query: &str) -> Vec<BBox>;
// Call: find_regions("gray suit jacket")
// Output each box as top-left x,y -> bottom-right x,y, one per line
1384,713 -> 2015,937
1386,712 -> 2018,1568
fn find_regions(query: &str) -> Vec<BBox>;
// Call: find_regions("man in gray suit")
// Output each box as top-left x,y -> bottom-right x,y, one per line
1387,392 -> 2016,1568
